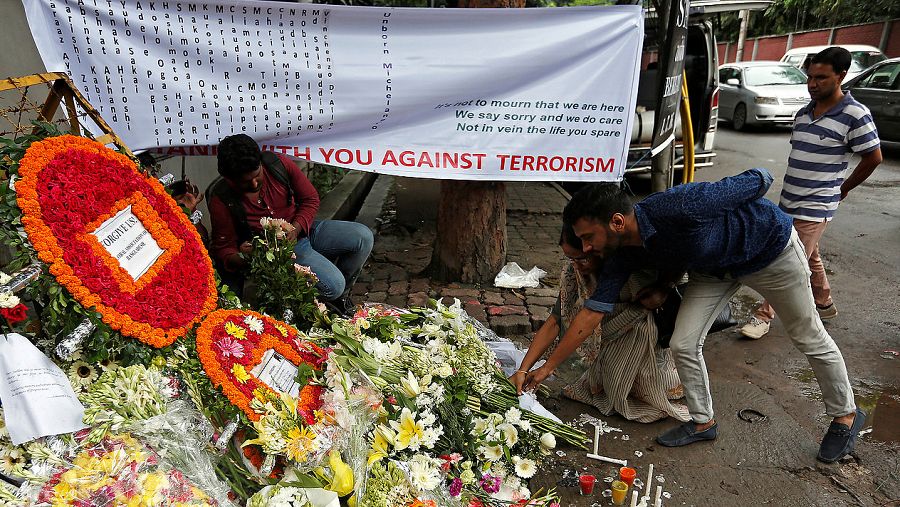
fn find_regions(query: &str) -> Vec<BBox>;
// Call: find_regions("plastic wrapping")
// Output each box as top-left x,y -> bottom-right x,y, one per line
0,264 -> 42,295
76,365 -> 235,505
493,262 -> 547,289
55,318 -> 95,361
35,432 -> 221,506
157,173 -> 176,186
129,400 -> 233,505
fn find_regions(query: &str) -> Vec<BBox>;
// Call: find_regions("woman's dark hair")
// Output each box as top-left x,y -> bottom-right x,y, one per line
559,223 -> 583,251
217,134 -> 262,180
562,183 -> 632,227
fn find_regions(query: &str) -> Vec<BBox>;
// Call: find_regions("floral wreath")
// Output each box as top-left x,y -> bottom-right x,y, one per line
195,309 -> 328,421
16,135 -> 218,347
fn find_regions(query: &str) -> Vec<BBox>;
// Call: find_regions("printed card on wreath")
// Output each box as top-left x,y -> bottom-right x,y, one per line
195,309 -> 329,421
15,135 -> 218,347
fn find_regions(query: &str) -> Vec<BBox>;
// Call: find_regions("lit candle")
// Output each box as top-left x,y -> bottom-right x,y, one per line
654,485 -> 663,506
644,464 -> 654,498
630,490 -> 639,507
593,424 -> 600,454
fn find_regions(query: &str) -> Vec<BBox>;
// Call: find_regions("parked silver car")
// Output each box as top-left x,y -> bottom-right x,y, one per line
718,61 -> 809,130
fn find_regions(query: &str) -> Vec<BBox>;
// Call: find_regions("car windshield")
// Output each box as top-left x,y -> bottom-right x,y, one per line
850,51 -> 887,73
744,65 -> 807,86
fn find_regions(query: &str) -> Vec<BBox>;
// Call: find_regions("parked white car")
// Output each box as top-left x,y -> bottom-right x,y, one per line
718,61 -> 809,130
781,44 -> 887,81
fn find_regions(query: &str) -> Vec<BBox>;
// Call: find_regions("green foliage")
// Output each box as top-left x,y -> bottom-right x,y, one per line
435,396 -> 479,461
717,0 -> 900,40
247,222 -> 324,330
293,362 -> 317,391
305,163 -> 346,196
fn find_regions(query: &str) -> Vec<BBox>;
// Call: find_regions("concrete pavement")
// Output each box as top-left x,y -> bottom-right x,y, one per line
350,161 -> 900,506
352,177 -> 569,340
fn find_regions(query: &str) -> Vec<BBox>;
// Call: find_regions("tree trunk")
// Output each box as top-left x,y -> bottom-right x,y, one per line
429,181 -> 507,283
428,0 -> 522,283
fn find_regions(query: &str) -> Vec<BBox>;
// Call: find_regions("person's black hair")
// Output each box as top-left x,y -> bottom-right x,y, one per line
562,183 -> 632,227
217,134 -> 262,180
810,47 -> 852,75
559,223 -> 583,251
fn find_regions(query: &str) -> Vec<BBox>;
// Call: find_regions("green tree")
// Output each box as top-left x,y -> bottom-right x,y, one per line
717,0 -> 900,40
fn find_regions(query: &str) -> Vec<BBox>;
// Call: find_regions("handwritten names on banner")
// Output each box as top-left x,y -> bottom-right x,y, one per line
25,0 -> 644,181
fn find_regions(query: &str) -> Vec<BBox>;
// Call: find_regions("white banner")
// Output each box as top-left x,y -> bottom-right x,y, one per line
23,0 -> 643,181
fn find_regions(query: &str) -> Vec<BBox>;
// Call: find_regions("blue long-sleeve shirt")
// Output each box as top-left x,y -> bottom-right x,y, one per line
585,168 -> 793,313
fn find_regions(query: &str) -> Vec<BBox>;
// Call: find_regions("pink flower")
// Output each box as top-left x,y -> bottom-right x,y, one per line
216,336 -> 245,359
480,474 -> 502,494
449,478 -> 463,497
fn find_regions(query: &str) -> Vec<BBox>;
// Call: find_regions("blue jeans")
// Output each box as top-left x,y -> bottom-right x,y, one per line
293,220 -> 373,301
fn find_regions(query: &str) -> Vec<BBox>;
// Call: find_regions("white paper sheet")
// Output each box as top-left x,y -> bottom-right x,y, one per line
0,334 -> 88,445
250,349 -> 300,398
519,392 -> 563,424
90,205 -> 164,281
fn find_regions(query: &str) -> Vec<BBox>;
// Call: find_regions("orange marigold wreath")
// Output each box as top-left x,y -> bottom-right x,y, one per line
195,309 -> 328,422
16,135 -> 217,347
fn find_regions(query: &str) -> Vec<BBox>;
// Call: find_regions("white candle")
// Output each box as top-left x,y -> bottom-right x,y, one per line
629,490 -> 639,507
654,498 -> 662,507
586,453 -> 628,466
644,464 -> 654,498
593,424 -> 600,454
654,485 -> 663,506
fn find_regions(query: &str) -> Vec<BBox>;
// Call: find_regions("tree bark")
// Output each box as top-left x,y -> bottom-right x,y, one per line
429,181 -> 507,283
428,0 -> 521,283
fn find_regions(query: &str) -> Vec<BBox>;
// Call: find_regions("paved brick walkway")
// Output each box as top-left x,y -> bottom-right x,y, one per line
352,178 -> 570,340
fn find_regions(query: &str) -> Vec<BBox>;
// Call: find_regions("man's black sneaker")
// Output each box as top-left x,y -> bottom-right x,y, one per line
656,421 -> 718,447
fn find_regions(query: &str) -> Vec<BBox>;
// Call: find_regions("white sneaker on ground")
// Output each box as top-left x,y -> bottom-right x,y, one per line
740,317 -> 770,340
817,303 -> 838,320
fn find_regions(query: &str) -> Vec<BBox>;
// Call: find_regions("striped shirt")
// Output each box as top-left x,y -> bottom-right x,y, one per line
779,92 -> 880,221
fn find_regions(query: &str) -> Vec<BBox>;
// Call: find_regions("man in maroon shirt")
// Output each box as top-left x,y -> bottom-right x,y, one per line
208,134 -> 373,314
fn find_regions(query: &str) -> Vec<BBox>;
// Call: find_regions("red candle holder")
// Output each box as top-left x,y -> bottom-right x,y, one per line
579,474 -> 597,495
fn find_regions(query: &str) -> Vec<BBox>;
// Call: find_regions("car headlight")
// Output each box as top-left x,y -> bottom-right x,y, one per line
754,97 -> 780,105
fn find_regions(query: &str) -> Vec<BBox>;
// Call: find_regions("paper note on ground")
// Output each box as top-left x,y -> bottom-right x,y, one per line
0,333 -> 88,445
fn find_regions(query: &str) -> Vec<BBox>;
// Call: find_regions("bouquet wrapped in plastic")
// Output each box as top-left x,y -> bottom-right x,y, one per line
36,432 -> 218,506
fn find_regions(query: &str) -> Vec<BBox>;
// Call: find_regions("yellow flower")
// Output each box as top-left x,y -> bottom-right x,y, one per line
391,408 -> 424,451
274,323 -> 289,337
327,450 -> 354,497
399,371 -> 422,398
224,321 -> 247,340
367,424 -> 396,466
232,364 -> 251,383
285,426 -> 317,463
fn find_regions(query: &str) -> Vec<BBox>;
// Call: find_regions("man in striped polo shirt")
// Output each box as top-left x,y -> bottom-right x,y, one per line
741,47 -> 883,340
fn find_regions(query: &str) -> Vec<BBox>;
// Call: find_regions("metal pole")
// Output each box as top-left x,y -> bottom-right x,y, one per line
650,144 -> 673,192
735,10 -> 749,62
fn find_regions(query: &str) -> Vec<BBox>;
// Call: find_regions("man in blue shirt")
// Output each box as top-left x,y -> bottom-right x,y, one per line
513,168 -> 863,463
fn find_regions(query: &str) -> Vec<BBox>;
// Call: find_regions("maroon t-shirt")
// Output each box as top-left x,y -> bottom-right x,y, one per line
209,154 -> 319,271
